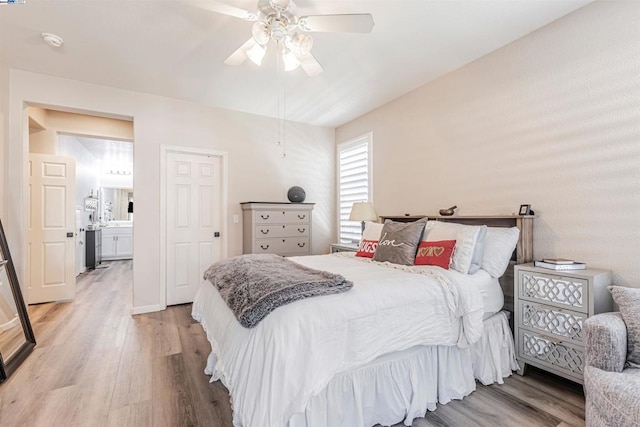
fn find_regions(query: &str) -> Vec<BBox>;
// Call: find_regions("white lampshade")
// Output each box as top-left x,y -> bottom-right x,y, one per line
251,22 -> 270,45
349,202 -> 377,222
282,49 -> 300,71
247,43 -> 266,66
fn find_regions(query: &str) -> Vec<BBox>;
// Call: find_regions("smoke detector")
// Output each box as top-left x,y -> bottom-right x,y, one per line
41,32 -> 64,48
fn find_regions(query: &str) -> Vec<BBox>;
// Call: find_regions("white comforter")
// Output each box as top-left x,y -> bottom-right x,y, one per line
191,253 -> 485,427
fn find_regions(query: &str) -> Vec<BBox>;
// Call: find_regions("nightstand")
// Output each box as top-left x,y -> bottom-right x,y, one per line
329,243 -> 359,254
514,263 -> 613,384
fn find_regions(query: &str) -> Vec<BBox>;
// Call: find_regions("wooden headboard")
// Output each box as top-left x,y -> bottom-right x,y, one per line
379,215 -> 534,329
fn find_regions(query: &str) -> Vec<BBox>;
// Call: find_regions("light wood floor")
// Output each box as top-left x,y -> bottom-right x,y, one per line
0,261 -> 586,427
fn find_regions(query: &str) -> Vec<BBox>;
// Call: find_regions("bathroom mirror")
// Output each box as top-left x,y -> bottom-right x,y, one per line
101,187 -> 133,222
0,219 -> 36,382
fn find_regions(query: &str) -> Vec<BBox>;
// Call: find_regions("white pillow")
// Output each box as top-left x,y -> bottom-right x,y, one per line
423,221 -> 485,274
481,227 -> 520,278
361,221 -> 384,241
468,226 -> 487,275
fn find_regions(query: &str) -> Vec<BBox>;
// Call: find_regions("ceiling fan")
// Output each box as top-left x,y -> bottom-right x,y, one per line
185,0 -> 375,76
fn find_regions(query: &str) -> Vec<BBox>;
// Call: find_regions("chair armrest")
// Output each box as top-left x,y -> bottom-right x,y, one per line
585,312 -> 627,372
584,366 -> 640,427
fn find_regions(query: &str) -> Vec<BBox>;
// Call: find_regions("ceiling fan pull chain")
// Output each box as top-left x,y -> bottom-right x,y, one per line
276,46 -> 281,148
282,62 -> 287,159
277,44 -> 287,159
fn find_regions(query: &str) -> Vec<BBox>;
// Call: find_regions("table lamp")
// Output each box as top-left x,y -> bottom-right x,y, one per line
349,201 -> 377,234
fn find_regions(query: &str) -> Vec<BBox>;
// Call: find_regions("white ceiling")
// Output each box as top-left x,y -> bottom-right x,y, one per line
0,0 -> 592,128
73,136 -> 133,165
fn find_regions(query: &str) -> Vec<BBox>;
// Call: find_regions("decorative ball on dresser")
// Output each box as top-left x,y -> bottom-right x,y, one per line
287,186 -> 306,203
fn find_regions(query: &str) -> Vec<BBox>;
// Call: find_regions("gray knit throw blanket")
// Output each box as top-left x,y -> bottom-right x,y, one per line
203,254 -> 353,328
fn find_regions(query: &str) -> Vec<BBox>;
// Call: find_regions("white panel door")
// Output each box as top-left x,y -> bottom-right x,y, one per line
166,152 -> 222,305
29,154 -> 77,304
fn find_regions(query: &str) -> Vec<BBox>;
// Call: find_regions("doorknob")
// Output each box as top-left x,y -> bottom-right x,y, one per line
66,232 -> 74,238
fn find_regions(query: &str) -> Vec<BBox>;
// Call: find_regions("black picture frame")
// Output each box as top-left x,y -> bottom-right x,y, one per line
0,219 -> 36,383
519,204 -> 531,216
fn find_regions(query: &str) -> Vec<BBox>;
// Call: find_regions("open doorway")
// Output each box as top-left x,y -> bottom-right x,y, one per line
58,135 -> 134,273
27,106 -> 134,306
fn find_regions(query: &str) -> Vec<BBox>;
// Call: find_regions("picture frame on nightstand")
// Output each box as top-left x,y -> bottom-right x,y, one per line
519,204 -> 531,215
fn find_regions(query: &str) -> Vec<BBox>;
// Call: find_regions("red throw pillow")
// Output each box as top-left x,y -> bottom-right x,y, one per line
356,239 -> 378,258
414,240 -> 456,269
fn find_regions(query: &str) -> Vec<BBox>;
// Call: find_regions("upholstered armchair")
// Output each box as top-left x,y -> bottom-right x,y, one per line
584,312 -> 640,427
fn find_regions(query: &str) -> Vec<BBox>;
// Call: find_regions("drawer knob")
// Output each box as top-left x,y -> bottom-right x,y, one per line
297,242 -> 306,248
297,228 -> 305,233
260,244 -> 269,250
260,214 -> 270,220
298,214 -> 306,220
260,229 -> 269,235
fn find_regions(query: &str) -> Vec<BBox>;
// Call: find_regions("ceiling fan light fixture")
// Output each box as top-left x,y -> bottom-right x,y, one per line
200,0 -> 374,76
282,49 -> 300,71
287,32 -> 312,56
246,42 -> 266,65
270,0 -> 291,12
251,21 -> 271,45
269,19 -> 288,42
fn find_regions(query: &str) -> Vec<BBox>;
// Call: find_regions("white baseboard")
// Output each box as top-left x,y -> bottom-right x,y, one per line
0,316 -> 19,331
131,304 -> 164,315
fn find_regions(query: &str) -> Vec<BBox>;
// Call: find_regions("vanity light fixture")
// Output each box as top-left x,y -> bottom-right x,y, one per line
106,170 -> 132,176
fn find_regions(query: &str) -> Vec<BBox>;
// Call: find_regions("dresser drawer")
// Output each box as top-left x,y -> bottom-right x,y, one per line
255,224 -> 309,238
518,301 -> 585,344
518,330 -> 584,382
254,237 -> 310,255
255,210 -> 311,225
518,270 -> 588,313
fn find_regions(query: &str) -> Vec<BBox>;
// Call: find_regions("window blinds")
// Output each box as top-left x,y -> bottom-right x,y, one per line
338,136 -> 371,243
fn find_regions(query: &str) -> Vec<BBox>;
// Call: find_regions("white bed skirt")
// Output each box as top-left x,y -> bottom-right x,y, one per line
286,311 -> 519,427
202,310 -> 518,427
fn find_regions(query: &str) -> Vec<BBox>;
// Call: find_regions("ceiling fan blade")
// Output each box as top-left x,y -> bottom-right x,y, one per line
298,14 -> 374,33
298,53 -> 323,77
224,38 -> 256,66
182,0 -> 257,20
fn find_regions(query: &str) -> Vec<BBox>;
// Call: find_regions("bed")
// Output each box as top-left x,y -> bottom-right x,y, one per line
192,215 -> 534,427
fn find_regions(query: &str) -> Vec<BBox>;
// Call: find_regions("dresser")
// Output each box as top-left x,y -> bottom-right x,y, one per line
241,202 -> 314,256
85,229 -> 102,269
514,263 -> 612,384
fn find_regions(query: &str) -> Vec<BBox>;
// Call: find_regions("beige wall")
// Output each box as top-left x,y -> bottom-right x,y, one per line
47,109 -> 133,140
337,1 -> 640,287
29,128 -> 56,154
28,107 -> 134,154
6,70 -> 335,312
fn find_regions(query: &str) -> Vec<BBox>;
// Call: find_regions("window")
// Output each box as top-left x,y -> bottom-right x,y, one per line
337,133 -> 372,244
